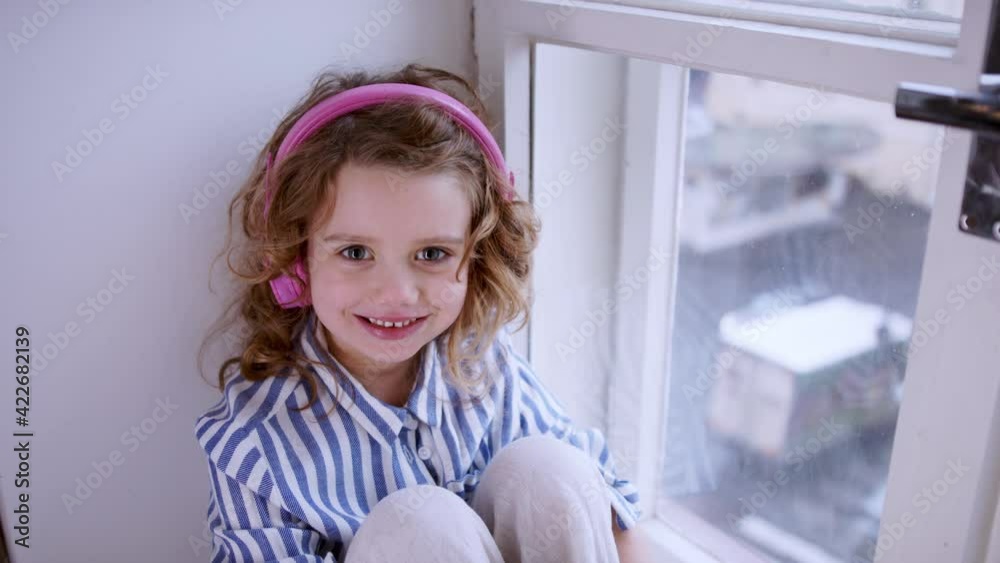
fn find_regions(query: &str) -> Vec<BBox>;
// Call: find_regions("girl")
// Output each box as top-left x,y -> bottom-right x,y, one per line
195,64 -> 647,563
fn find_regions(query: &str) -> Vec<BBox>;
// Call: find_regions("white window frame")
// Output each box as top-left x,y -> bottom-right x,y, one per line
608,0 -> 962,47
475,0 -> 1000,561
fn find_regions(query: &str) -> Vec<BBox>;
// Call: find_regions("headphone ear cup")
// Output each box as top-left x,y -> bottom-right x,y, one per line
270,257 -> 311,308
294,256 -> 309,286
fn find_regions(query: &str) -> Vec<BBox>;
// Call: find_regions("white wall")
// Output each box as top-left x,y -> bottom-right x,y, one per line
0,1 -> 472,561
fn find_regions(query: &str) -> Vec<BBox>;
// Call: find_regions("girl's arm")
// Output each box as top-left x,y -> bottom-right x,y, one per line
612,509 -> 657,563
205,460 -> 338,562
495,326 -> 644,530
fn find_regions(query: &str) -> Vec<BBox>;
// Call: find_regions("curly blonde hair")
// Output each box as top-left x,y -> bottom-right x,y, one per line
198,64 -> 540,413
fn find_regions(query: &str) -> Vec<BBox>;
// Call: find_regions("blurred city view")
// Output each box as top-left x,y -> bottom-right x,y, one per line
660,69 -> 946,562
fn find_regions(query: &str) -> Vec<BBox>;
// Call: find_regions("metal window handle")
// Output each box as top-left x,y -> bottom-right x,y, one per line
894,79 -> 1000,243
895,78 -> 1000,139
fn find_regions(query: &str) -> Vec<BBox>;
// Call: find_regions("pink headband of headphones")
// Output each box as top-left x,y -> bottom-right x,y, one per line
263,82 -> 516,309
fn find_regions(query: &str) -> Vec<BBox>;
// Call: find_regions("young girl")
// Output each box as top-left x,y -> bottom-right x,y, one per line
195,64 -> 645,563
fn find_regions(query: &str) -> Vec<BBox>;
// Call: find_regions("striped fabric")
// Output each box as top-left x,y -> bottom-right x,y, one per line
194,309 -> 641,562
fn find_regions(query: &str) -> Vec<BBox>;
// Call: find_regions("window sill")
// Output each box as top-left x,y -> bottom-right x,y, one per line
637,498 -> 776,563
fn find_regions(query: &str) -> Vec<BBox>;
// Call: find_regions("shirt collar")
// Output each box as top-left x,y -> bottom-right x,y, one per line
296,309 -> 446,449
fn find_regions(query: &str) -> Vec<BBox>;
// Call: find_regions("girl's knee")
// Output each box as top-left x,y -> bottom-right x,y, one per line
496,436 -> 600,480
369,484 -> 470,530
474,437 -> 616,560
486,436 -> 607,504
349,485 -> 501,563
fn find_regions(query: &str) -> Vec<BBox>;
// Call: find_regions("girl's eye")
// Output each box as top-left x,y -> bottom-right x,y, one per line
417,247 -> 451,262
339,246 -> 370,261
337,246 -> 451,262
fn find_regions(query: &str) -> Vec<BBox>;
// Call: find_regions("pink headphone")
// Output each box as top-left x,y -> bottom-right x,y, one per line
263,82 -> 517,309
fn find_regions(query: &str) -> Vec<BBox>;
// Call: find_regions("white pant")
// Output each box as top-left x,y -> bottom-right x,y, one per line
344,435 -> 621,563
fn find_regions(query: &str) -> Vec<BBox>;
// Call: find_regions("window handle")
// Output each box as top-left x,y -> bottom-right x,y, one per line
894,78 -> 1000,243
894,77 -> 1000,139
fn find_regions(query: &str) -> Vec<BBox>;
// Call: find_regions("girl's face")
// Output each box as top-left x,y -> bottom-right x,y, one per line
307,162 -> 472,383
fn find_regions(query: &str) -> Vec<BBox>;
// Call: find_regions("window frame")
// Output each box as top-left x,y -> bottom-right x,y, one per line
615,0 -> 962,47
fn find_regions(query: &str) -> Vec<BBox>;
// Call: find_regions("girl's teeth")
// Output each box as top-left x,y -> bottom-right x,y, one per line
367,317 -> 417,328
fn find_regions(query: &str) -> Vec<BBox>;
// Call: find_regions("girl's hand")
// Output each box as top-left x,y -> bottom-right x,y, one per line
612,509 -> 658,563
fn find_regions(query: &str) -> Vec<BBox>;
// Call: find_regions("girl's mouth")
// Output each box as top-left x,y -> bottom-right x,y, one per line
354,314 -> 429,341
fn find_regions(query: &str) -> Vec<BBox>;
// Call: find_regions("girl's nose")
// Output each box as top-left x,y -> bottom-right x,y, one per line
369,264 -> 420,305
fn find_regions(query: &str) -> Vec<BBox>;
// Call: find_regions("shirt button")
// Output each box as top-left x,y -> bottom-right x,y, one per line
403,416 -> 418,430
417,446 -> 432,460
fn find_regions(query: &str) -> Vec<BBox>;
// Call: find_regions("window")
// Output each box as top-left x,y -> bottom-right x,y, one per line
661,69 -> 943,562
477,0 -> 1000,560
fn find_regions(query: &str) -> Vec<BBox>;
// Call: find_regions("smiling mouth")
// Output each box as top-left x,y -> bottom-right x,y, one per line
356,315 -> 429,328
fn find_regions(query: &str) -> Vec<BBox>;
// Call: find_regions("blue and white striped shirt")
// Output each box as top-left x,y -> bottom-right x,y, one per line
194,309 -> 641,562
